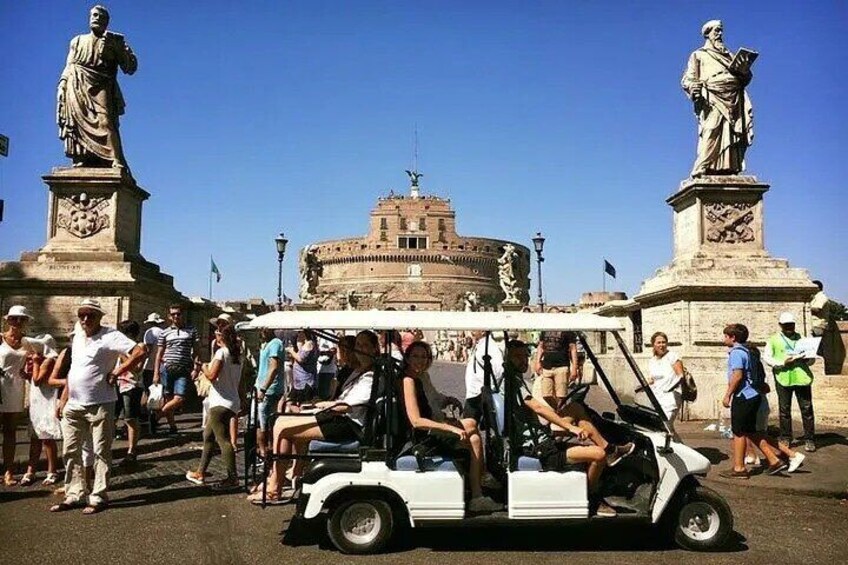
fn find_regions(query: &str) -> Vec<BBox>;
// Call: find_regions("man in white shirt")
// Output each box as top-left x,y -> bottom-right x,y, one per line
462,331 -> 505,423
51,299 -> 145,514
316,332 -> 337,400
810,280 -> 830,337
140,313 -> 165,429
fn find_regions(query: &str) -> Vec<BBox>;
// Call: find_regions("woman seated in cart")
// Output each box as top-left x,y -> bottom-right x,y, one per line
400,340 -> 501,513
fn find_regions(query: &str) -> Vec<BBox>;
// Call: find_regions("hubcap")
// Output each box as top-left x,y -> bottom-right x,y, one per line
340,502 -> 382,546
678,501 -> 720,541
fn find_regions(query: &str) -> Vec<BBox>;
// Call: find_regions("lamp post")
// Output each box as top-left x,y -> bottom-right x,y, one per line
275,232 -> 288,310
532,232 -> 545,311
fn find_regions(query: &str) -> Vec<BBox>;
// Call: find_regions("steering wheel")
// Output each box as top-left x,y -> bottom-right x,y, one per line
563,383 -> 591,405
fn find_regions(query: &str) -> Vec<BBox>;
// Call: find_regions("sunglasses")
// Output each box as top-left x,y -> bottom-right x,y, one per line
78,311 -> 101,320
6,316 -> 27,323
169,312 -> 183,317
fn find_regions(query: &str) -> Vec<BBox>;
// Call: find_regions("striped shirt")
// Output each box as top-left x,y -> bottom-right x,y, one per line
158,326 -> 198,371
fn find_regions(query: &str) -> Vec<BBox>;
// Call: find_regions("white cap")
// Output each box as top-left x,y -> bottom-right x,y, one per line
5,305 -> 32,320
144,313 -> 165,324
210,312 -> 233,325
778,312 -> 796,325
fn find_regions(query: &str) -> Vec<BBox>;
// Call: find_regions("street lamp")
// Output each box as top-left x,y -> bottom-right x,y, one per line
275,232 -> 288,310
532,232 -> 545,311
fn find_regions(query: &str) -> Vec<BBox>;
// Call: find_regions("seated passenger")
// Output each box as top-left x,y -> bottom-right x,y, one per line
507,340 -> 618,517
400,341 -> 500,513
328,334 -> 358,399
250,330 -> 378,504
531,340 -> 634,467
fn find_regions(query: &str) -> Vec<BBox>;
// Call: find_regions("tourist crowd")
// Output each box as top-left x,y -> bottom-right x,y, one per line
0,295 -> 824,513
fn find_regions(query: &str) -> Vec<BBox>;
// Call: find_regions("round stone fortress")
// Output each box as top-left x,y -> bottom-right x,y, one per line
304,175 -> 530,311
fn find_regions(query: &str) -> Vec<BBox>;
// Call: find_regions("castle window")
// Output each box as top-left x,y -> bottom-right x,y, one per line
438,218 -> 446,230
418,218 -> 426,230
398,236 -> 427,249
380,218 -> 388,230
380,230 -> 387,241
399,217 -> 407,231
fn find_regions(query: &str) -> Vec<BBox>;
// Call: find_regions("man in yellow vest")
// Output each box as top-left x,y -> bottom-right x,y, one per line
763,313 -> 816,452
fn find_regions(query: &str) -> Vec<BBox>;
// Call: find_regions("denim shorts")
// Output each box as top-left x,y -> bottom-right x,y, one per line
257,394 -> 281,431
163,366 -> 191,397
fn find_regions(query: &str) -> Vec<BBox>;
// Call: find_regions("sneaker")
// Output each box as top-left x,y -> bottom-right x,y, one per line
744,455 -> 761,466
804,440 -> 816,453
468,495 -> 501,513
718,469 -> 750,480
595,500 -> 617,517
606,442 -> 636,467
185,471 -> 205,485
481,473 -> 502,490
788,453 -> 806,473
767,461 -> 789,475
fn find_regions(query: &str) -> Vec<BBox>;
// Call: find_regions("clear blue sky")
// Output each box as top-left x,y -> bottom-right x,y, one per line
2,1 -> 846,306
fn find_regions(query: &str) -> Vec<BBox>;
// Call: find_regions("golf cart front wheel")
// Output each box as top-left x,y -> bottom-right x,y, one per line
327,498 -> 394,554
673,485 -> 733,551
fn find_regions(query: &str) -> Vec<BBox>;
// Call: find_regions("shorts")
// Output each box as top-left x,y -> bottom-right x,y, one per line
162,366 -> 191,397
755,397 -> 770,433
534,439 -> 586,472
539,366 -> 569,398
315,412 -> 362,443
731,394 -> 762,436
288,385 -> 316,404
462,395 -> 483,422
119,388 -> 143,421
257,394 -> 281,431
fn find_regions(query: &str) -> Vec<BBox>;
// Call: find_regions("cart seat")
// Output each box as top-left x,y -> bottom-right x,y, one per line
308,440 -> 360,453
396,455 -> 459,472
517,456 -> 543,471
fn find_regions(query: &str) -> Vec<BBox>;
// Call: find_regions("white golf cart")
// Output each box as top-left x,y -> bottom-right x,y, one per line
242,310 -> 732,554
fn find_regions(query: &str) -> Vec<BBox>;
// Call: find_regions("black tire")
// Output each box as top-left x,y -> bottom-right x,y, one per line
326,498 -> 394,554
672,485 -> 733,551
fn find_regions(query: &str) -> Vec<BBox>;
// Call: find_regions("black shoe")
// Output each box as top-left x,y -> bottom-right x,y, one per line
606,442 -> 635,467
120,452 -> 137,466
149,418 -> 158,436
168,425 -> 179,436
767,461 -> 788,475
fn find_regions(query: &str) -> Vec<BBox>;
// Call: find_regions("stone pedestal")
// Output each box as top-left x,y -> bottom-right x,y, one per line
0,167 -> 184,340
632,175 -> 824,420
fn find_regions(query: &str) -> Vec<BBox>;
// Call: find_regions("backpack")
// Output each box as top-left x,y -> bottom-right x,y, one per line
747,347 -> 767,392
679,366 -> 697,402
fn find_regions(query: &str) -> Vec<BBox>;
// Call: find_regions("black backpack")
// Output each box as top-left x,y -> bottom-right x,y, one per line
679,366 -> 697,402
747,346 -> 767,392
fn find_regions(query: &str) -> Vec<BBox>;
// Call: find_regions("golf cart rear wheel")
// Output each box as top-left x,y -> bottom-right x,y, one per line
327,498 -> 394,554
673,485 -> 733,551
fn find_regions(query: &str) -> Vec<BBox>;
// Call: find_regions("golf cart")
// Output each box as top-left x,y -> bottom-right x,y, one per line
242,310 -> 732,554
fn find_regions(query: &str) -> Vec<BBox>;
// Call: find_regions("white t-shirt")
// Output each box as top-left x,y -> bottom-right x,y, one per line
207,347 -> 242,413
647,351 -> 683,416
336,369 -> 374,427
142,326 -> 163,371
68,327 -> 137,407
1,336 -> 58,413
464,337 -> 504,399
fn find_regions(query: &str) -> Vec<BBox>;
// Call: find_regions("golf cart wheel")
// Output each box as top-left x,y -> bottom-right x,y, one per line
327,498 -> 394,554
673,485 -> 733,551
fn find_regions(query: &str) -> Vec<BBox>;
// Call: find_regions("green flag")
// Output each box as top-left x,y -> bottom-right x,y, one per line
210,257 -> 222,282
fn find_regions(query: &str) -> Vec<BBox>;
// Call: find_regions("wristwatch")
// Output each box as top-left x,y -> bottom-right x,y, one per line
259,387 -> 267,394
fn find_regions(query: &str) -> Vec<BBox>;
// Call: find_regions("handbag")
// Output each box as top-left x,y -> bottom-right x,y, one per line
679,366 -> 698,402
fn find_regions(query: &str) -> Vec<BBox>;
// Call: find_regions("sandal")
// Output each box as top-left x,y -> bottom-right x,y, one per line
19,473 -> 35,487
249,488 -> 295,506
49,500 -> 81,512
42,473 -> 58,486
82,503 -> 106,515
3,471 -> 17,486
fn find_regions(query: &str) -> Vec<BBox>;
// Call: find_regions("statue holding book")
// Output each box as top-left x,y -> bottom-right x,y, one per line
681,20 -> 757,178
58,5 -> 137,170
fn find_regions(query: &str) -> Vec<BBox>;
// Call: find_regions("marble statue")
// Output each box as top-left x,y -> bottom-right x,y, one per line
681,20 -> 755,178
463,291 -> 479,312
345,289 -> 358,311
299,245 -> 322,302
58,5 -> 137,170
498,244 -> 520,305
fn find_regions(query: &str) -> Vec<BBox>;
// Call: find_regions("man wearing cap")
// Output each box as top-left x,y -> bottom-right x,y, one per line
154,304 -> 199,435
51,299 -> 145,513
763,312 -> 817,452
141,312 -> 165,432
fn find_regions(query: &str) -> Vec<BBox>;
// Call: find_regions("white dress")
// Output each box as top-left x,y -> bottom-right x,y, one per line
1,336 -> 54,414
27,336 -> 62,439
647,351 -> 683,420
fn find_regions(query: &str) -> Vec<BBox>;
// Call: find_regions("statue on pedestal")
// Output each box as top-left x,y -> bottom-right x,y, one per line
681,20 -> 756,178
58,5 -> 137,170
299,245 -> 322,302
498,244 -> 520,305
463,291 -> 479,312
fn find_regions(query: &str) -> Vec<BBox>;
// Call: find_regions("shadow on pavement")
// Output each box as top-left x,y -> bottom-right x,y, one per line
815,432 -> 848,449
695,447 -> 729,464
0,489 -> 52,503
109,484 -> 237,509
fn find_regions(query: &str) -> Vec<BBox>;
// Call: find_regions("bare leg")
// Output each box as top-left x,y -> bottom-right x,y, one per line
566,445 -> 606,492
44,440 -> 58,474
25,437 -> 42,475
257,428 -> 268,459
161,394 -> 184,427
126,420 -> 139,455
230,416 -> 238,448
751,434 -> 781,466
561,404 -> 609,450
466,430 -> 484,498
731,435 -> 748,472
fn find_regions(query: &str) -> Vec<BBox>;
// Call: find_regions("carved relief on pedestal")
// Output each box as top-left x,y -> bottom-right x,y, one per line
703,201 -> 755,244
56,192 -> 111,238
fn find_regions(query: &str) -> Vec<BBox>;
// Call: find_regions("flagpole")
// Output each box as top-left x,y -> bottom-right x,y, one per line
209,256 -> 213,301
602,260 -> 606,292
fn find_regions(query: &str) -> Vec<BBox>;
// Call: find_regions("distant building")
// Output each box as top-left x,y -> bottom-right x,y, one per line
303,173 -> 531,311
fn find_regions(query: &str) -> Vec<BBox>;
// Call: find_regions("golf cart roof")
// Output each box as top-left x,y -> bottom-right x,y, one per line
242,310 -> 624,332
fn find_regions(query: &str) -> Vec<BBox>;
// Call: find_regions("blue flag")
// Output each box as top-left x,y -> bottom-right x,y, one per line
604,260 -> 616,278
210,257 -> 222,282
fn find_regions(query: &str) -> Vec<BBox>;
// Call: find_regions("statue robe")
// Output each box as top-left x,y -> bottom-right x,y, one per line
681,44 -> 753,177
58,32 -> 137,167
